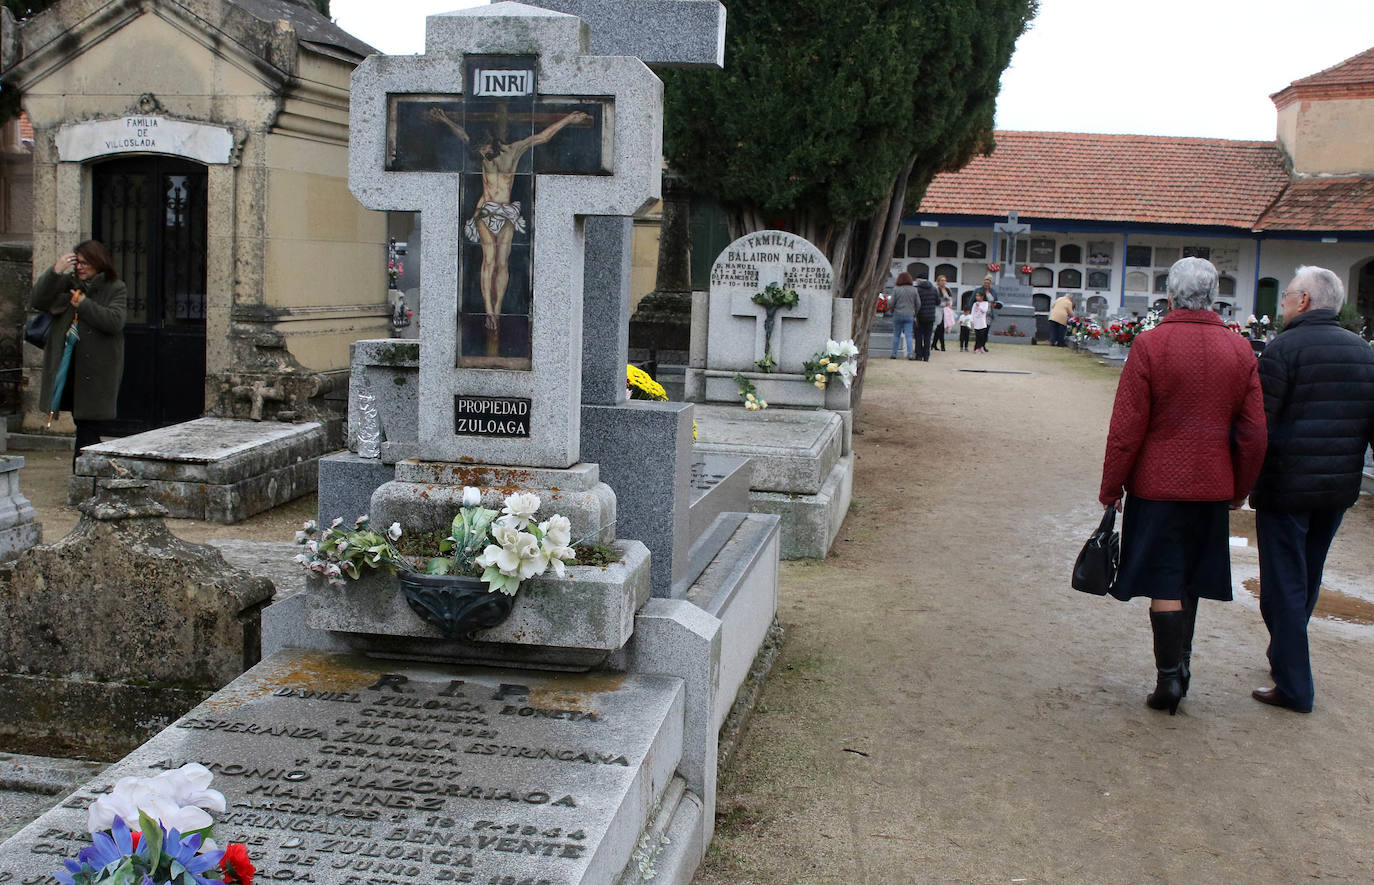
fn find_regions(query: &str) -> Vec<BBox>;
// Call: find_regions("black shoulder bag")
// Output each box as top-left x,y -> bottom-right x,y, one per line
24,311 -> 53,349
1071,507 -> 1119,596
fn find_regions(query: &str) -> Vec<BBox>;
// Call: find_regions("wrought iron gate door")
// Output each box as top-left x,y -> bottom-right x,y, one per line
92,157 -> 208,435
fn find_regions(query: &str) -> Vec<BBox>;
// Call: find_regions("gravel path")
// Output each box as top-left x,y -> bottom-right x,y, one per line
696,343 -> 1374,884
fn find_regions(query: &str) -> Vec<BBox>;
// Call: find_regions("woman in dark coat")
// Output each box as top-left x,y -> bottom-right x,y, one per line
29,240 -> 126,464
1097,257 -> 1267,715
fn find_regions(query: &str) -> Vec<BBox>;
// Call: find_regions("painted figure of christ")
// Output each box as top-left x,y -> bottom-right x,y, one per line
426,107 -> 592,356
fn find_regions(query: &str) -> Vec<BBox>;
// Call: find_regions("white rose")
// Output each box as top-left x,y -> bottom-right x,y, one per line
539,514 -> 572,549
462,486 -> 482,508
501,492 -> 541,528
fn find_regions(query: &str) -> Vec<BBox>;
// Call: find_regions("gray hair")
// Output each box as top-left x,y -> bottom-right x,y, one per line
1291,265 -> 1345,311
1166,257 -> 1218,310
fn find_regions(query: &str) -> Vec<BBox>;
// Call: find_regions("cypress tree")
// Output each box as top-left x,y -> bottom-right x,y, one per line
663,0 -> 1036,408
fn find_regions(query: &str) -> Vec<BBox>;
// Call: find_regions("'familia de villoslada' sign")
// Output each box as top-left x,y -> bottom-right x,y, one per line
55,115 -> 235,164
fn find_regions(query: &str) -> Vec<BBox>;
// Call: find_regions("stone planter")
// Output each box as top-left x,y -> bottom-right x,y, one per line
306,539 -> 651,659
396,571 -> 516,638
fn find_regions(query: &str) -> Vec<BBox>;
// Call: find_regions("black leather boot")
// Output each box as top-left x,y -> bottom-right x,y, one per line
1179,596 -> 1197,697
1146,609 -> 1186,715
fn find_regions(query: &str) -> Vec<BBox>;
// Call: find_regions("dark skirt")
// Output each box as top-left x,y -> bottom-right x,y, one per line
1110,496 -> 1232,602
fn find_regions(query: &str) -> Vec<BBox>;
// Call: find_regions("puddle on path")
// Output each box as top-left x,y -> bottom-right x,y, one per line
1241,577 -> 1374,625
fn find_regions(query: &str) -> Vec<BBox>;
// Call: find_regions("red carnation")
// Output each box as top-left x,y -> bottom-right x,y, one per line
220,843 -> 256,885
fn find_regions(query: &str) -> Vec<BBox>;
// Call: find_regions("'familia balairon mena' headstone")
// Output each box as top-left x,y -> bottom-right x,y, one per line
688,229 -> 851,410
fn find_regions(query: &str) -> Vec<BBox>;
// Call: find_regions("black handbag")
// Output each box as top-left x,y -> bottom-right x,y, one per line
1072,507 -> 1120,596
23,311 -> 53,349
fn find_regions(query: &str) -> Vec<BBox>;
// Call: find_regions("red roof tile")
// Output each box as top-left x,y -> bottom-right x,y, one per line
916,131 -> 1292,230
1255,177 -> 1374,231
1271,46 -> 1374,107
1288,46 -> 1374,89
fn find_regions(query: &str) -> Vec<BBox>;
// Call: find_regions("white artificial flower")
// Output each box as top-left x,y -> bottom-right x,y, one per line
491,519 -> 522,549
462,486 -> 482,508
745,393 -> 756,402
541,538 -> 575,577
1247,314 -> 1258,324
476,543 -> 520,576
758,399 -> 768,408
501,492 -> 541,528
539,514 -> 572,549
513,532 -> 551,579
330,517 -> 344,528
837,360 -> 857,388
293,530 -> 309,543
302,520 -> 316,531
305,540 -> 318,554
88,764 -> 224,835
831,339 -> 859,358
387,522 -> 402,541
292,553 -> 308,565
1260,315 -> 1271,325
354,514 -> 368,527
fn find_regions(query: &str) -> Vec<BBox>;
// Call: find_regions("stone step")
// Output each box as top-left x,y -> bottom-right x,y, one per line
0,649 -> 688,885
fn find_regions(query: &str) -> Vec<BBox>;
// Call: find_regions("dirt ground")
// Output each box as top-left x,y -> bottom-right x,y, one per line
695,343 -> 1374,884
10,343 -> 1374,883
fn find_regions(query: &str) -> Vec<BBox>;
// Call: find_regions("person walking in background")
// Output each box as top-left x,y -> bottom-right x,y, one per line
1098,257 -> 1267,715
889,272 -> 919,360
915,276 -> 940,361
1049,292 -> 1075,346
958,307 -> 972,351
932,276 -> 954,352
29,241 -> 126,469
971,290 -> 992,353
1249,266 -> 1374,714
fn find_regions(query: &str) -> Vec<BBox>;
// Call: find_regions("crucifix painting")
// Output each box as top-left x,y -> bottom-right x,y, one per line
386,55 -> 612,368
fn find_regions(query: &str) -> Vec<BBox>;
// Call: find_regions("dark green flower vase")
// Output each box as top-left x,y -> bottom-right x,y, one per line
397,572 -> 515,638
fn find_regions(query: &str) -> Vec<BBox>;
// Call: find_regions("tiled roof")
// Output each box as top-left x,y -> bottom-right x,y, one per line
916,131 -> 1292,229
1256,177 -> 1374,231
1288,46 -> 1374,89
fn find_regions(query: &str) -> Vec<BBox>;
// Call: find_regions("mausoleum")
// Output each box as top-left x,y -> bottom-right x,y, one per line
0,0 -> 391,435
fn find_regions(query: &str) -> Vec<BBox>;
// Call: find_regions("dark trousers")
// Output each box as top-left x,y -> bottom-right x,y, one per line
1255,507 -> 1345,709
1049,320 -> 1067,346
974,327 -> 989,351
932,322 -> 946,351
73,420 -> 107,470
958,327 -> 971,350
916,320 -> 934,360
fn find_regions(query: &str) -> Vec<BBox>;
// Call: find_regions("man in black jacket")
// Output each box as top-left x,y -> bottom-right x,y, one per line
1250,266 -> 1374,713
914,277 -> 941,361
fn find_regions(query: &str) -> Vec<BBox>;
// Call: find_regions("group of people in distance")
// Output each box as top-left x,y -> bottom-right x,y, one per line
1099,257 -> 1374,716
889,273 -> 999,359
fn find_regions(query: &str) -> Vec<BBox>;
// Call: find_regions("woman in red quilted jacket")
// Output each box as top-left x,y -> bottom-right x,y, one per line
1098,257 -> 1267,715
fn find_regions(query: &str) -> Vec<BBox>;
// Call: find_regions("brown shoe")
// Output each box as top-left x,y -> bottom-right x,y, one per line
1251,686 -> 1311,713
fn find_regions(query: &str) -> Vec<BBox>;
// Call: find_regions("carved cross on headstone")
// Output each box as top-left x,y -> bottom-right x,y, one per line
729,284 -> 812,369
349,3 -> 662,467
993,210 -> 1031,286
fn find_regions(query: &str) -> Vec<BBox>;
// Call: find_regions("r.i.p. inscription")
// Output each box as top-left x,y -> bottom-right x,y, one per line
0,652 -> 684,885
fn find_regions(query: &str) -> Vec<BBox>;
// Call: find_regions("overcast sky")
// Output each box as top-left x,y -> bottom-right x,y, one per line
331,0 -> 1374,141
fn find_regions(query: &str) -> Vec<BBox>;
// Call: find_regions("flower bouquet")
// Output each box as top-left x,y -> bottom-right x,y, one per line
55,763 -> 255,885
801,339 -> 859,390
1107,319 -> 1143,347
626,364 -> 667,401
734,373 -> 768,410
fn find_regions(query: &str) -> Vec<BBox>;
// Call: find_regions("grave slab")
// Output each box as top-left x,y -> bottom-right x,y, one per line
692,404 -> 842,495
752,454 -> 854,559
69,418 -> 328,523
0,650 -> 688,885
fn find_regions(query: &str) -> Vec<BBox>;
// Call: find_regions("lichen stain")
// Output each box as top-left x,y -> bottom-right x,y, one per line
198,652 -> 382,713
526,672 -> 628,710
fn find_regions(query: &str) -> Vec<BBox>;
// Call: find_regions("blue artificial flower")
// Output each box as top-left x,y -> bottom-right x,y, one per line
163,829 -> 225,884
54,857 -> 84,885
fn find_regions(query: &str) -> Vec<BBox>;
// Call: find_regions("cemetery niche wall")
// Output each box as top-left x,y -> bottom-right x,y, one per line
686,229 -> 856,559
0,5 -> 782,884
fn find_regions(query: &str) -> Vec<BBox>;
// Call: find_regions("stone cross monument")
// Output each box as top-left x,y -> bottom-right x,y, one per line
349,2 -> 662,468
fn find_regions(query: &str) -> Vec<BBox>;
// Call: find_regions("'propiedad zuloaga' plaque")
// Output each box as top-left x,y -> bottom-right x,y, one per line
455,395 -> 532,438
0,651 -> 685,885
